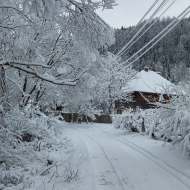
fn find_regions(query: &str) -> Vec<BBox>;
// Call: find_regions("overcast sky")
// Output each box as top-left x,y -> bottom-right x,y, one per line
96,0 -> 190,28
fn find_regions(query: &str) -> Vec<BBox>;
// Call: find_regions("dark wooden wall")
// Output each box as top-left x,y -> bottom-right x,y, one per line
61,113 -> 112,124
115,91 -> 170,110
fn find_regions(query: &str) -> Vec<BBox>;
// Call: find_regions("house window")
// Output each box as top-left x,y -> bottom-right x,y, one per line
117,110 -> 122,114
56,106 -> 62,111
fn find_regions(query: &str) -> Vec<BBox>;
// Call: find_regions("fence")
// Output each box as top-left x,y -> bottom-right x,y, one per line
60,113 -> 112,124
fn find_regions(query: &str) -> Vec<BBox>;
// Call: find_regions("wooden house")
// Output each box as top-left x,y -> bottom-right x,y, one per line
115,67 -> 175,113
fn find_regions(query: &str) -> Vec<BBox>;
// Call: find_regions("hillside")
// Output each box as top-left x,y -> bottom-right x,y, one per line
109,17 -> 190,83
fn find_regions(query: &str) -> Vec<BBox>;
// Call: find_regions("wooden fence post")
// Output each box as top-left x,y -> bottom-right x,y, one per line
142,118 -> 145,132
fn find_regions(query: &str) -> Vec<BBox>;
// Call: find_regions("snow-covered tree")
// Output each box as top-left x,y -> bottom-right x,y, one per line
113,108 -> 156,134
149,85 -> 190,154
94,52 -> 136,113
0,0 -> 117,188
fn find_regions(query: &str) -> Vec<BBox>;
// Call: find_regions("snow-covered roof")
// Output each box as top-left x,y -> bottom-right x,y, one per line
122,69 -> 175,94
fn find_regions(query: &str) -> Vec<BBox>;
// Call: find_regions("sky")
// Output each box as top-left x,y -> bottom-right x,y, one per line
96,0 -> 190,28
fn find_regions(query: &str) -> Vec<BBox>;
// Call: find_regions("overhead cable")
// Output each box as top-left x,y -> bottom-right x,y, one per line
118,0 -> 176,57
122,5 -> 190,69
113,0 -> 160,54
116,0 -> 168,57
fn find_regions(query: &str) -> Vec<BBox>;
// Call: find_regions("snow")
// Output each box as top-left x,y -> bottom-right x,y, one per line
90,53 -> 97,62
43,123 -> 190,189
63,123 -> 190,190
122,69 -> 175,94
3,122 -> 190,190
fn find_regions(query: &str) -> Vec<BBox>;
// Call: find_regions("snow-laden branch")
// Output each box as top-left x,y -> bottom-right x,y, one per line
0,5 -> 35,24
0,59 -> 90,86
0,24 -> 32,29
0,60 -> 51,68
0,60 -> 77,85
11,64 -> 77,86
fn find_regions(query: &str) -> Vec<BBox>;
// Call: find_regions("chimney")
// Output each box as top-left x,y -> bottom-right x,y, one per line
144,67 -> 149,72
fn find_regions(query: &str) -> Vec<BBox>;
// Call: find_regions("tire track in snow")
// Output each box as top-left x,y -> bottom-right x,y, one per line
83,133 -> 126,190
65,126 -> 98,190
100,130 -> 190,189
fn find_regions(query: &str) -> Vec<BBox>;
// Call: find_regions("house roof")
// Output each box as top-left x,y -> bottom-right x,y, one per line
122,69 -> 175,94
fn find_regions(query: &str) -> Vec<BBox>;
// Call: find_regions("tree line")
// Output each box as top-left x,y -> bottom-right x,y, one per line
109,17 -> 190,83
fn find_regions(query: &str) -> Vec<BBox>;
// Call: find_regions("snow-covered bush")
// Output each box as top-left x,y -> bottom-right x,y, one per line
0,165 -> 25,187
113,109 -> 156,133
150,87 -> 190,154
0,106 -> 67,188
113,84 -> 190,155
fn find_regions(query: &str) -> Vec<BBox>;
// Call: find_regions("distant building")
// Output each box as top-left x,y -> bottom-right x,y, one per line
115,67 -> 175,113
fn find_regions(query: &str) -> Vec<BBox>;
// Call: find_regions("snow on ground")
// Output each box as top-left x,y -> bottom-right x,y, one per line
8,122 -> 190,190
62,122 -> 190,190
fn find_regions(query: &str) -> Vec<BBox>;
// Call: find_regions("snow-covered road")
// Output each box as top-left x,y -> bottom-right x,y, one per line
65,123 -> 190,190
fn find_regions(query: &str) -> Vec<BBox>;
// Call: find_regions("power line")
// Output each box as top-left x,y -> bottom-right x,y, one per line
117,0 -> 169,57
118,0 -> 176,58
113,0 -> 160,54
121,5 -> 190,69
